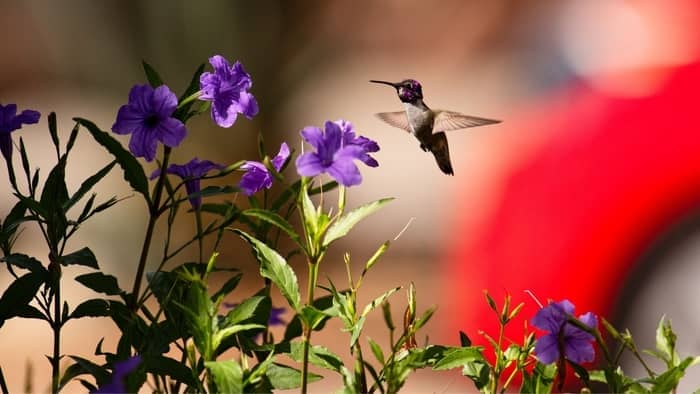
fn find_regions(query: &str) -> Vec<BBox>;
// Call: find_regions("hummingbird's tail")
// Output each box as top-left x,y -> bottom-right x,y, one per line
426,132 -> 454,176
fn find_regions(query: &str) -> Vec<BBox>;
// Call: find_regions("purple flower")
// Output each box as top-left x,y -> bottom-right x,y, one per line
268,306 -> 286,326
199,55 -> 258,128
295,120 -> 380,187
531,299 -> 598,365
0,103 -> 40,162
239,142 -> 290,196
93,355 -> 141,394
337,119 -> 379,167
151,158 -> 223,209
112,84 -> 187,162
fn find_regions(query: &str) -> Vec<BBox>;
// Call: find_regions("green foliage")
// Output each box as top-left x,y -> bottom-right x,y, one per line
234,230 -> 301,311
74,117 -> 150,202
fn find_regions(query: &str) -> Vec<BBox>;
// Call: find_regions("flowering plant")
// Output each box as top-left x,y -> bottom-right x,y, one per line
0,55 -> 698,394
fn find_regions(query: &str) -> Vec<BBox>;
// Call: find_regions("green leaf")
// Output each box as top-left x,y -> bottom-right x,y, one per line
48,112 -> 60,156
413,307 -> 436,332
361,286 -> 401,318
350,315 -> 366,348
364,240 -> 390,273
655,316 -> 678,366
75,272 -> 123,296
173,63 -> 205,122
651,365 -> 685,393
243,208 -> 303,248
205,360 -> 243,394
224,296 -> 268,326
433,347 -> 484,370
300,180 -> 319,240
61,247 -> 99,269
16,304 -> 46,321
142,60 -> 164,87
462,361 -> 490,391
484,291 -> 498,313
1,253 -> 46,275
70,299 -> 111,319
212,272 -> 243,302
288,342 -> 343,372
74,118 -> 150,202
145,355 -> 198,387
66,122 -> 80,154
40,155 -> 69,245
1,200 -> 27,238
459,331 -> 472,347
65,161 -> 116,211
323,198 -> 394,247
40,154 -> 69,210
234,230 -> 301,311
67,356 -> 109,385
300,305 -> 328,330
266,363 -> 322,390
284,294 -> 337,340
367,337 -> 384,364
0,272 -> 45,323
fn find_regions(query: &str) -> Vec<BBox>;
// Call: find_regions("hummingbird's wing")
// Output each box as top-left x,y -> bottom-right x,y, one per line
374,111 -> 412,133
433,110 -> 500,132
426,131 -> 454,175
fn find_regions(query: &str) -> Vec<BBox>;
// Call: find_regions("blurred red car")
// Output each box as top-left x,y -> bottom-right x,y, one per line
443,60 -> 700,372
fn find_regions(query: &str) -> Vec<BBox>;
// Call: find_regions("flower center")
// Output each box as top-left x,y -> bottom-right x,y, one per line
144,114 -> 160,128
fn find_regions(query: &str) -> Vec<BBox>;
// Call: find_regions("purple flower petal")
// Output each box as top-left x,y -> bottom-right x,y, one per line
300,126 -> 324,151
92,355 -> 141,394
199,55 -> 257,128
269,307 -> 286,326
0,134 -> 12,161
157,158 -> 223,209
564,336 -> 596,363
0,103 -> 41,161
239,161 -> 272,196
271,142 -> 290,171
111,84 -> 186,162
295,119 -> 380,186
295,152 -> 325,177
128,128 -> 158,162
16,109 -> 40,126
533,334 -> 559,365
238,142 -> 289,196
578,311 -> 598,329
532,299 -> 598,365
156,117 -> 187,147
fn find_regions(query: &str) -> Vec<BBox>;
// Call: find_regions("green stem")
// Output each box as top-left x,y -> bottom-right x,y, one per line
354,342 -> 368,393
130,147 -> 171,310
301,259 -> 319,394
195,208 -> 204,264
490,320 -> 506,394
49,255 -> 61,394
177,91 -> 202,109
0,365 -> 8,394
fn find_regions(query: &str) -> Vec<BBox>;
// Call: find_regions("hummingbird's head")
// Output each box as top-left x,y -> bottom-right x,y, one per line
370,79 -> 423,103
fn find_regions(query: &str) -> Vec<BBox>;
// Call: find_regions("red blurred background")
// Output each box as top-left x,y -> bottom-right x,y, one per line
442,1 -> 700,390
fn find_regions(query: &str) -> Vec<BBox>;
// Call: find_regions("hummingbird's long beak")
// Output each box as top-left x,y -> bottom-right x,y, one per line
369,80 -> 398,88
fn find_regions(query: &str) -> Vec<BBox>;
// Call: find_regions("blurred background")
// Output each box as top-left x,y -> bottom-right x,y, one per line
2,0 -> 700,392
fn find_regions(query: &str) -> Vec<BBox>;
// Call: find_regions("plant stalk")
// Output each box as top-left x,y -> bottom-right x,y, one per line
130,148 -> 171,310
301,259 -> 319,394
49,256 -> 61,394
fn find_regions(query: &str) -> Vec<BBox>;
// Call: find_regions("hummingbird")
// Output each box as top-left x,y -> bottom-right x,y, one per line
370,79 -> 500,175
